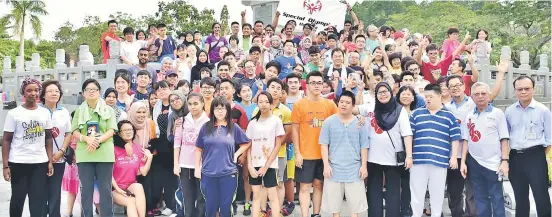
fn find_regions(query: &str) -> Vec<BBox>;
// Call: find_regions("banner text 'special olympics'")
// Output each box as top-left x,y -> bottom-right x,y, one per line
282,12 -> 330,27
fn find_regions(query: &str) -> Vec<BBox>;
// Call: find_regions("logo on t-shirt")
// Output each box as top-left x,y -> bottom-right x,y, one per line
52,127 -> 60,139
468,119 -> 481,142
22,120 -> 45,143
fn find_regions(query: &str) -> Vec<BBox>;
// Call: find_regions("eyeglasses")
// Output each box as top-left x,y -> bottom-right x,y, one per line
515,87 -> 533,92
448,84 -> 464,89
428,52 -> 439,56
201,86 -> 215,91
85,88 -> 99,93
377,90 -> 390,96
214,107 -> 226,112
219,68 -> 229,71
170,97 -> 182,104
120,129 -> 133,133
408,68 -> 420,72
472,92 -> 488,97
308,81 -> 323,86
46,90 -> 60,94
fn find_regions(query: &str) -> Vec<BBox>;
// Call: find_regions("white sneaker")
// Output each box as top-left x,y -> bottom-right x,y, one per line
161,208 -> 173,216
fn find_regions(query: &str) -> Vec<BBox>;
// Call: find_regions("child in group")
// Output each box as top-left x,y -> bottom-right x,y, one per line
246,91 -> 286,217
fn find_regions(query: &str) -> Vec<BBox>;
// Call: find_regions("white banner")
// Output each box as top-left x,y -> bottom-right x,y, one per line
276,0 -> 347,33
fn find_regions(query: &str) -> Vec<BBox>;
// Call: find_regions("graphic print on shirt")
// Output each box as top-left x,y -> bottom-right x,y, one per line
183,128 -> 199,147
52,127 -> 60,139
252,136 -> 271,162
22,120 -> 45,143
116,153 -> 140,165
367,112 -> 383,134
467,119 -> 481,142
308,111 -> 327,128
87,121 -> 100,137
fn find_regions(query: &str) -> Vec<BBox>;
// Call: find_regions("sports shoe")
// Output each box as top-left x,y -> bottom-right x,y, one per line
161,208 -> 173,216
243,202 -> 252,216
232,202 -> 238,215
311,214 -> 321,217
259,210 -> 268,217
281,201 -> 294,216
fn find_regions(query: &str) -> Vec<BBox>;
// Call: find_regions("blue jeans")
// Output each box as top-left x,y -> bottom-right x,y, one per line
467,155 -> 505,217
200,173 -> 238,217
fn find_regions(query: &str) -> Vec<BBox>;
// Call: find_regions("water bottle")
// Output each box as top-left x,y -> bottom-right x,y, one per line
287,143 -> 294,161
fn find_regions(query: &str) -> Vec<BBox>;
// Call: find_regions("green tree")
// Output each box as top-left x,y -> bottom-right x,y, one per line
1,0 -> 48,59
220,5 -> 230,35
154,0 -> 216,35
351,1 -> 416,27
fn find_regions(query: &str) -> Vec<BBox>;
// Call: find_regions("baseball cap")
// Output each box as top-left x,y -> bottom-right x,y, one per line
166,70 -> 178,77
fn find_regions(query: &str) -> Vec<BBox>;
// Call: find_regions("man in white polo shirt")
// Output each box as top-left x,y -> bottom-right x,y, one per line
460,82 -> 509,217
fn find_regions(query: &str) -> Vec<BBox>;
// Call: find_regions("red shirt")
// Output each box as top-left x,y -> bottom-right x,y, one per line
463,75 -> 475,96
101,32 -> 120,63
231,104 -> 249,130
421,55 -> 453,84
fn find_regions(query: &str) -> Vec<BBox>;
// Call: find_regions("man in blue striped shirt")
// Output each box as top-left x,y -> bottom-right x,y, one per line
408,84 -> 462,217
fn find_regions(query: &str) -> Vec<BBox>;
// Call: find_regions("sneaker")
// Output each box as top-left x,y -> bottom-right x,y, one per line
259,210 -> 268,217
161,208 -> 173,216
243,202 -> 252,216
311,214 -> 321,217
147,211 -> 155,217
281,201 -> 293,216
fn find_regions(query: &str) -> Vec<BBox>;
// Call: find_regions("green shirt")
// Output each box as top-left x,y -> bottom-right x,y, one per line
242,36 -> 251,53
71,107 -> 117,163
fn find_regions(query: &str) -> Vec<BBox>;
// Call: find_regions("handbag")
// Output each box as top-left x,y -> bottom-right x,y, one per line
53,138 -> 75,165
386,131 -> 406,165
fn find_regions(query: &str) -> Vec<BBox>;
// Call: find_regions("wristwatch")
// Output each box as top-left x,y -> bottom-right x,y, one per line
501,159 -> 509,163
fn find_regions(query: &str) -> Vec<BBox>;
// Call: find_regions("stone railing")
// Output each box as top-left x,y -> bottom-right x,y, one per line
0,44 -> 550,113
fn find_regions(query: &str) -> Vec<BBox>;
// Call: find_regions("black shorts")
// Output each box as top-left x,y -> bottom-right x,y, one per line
295,159 -> 324,183
249,168 -> 278,188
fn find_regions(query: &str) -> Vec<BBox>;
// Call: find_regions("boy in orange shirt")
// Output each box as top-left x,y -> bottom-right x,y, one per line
291,71 -> 337,217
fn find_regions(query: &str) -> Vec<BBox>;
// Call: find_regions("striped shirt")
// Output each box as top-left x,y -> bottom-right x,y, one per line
410,107 -> 462,168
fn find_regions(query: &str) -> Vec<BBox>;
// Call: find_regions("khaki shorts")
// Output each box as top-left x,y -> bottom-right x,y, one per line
322,179 -> 368,214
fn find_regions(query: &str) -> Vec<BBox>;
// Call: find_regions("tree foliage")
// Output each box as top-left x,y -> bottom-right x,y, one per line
1,0 -> 48,57
220,5 -> 230,35
352,0 -> 551,69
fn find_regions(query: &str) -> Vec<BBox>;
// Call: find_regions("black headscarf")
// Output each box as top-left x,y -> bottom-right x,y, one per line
190,50 -> 215,84
374,82 -> 402,131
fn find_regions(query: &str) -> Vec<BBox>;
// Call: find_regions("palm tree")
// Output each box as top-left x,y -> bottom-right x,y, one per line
1,0 -> 48,58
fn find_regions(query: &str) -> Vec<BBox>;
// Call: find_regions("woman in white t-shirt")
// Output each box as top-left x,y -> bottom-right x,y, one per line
2,78 -> 54,217
366,82 -> 413,217
40,80 -> 73,217
246,91 -> 285,217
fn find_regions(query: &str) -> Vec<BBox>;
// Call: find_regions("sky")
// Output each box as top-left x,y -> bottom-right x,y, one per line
0,0 -> 257,41
0,0 -> 365,41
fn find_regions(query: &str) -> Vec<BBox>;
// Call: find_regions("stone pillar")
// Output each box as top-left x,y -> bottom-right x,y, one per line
25,61 -> 32,71
501,46 -> 515,100
55,49 -> 67,69
109,40 -> 120,59
539,54 -> 550,98
15,56 -> 24,72
519,50 -> 531,70
3,56 -> 11,74
31,53 -> 41,71
79,45 -> 93,66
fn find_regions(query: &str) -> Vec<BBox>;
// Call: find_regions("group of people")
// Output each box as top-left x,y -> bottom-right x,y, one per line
2,4 -> 552,217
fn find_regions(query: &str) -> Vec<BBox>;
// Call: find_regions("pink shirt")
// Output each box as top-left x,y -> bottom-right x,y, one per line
113,144 -> 145,190
441,39 -> 461,59
174,112 -> 210,168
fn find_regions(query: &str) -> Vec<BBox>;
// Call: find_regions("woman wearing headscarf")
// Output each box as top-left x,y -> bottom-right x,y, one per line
128,101 -> 155,149
104,87 -> 127,122
366,82 -> 413,217
190,50 -> 214,85
264,35 -> 283,63
298,36 -> 313,64
167,90 -> 189,143
158,57 -> 175,82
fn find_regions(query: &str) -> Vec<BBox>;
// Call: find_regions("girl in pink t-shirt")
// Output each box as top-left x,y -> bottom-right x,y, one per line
112,120 -> 153,217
